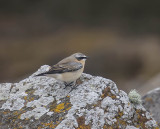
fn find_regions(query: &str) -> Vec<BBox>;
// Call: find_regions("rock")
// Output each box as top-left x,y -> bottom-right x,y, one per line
139,74 -> 160,96
142,87 -> 160,126
0,65 -> 159,129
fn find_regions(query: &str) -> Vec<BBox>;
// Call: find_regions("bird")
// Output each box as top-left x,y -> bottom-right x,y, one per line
36,53 -> 88,87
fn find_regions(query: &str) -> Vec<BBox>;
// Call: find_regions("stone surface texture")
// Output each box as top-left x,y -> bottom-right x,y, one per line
0,65 -> 159,129
142,87 -> 160,127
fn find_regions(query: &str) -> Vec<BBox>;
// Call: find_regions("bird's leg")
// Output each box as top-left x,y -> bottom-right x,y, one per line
64,81 -> 75,89
68,80 -> 80,93
64,82 -> 69,89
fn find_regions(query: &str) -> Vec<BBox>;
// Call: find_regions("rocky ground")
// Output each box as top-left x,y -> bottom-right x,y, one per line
0,65 -> 159,129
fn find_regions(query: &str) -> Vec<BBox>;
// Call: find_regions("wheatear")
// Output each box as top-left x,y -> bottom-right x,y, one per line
36,53 -> 88,86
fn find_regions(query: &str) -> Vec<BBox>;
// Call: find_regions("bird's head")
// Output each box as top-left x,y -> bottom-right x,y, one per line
57,53 -> 88,64
73,53 -> 88,61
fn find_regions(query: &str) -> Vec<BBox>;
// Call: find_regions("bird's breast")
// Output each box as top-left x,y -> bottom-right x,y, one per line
60,68 -> 84,82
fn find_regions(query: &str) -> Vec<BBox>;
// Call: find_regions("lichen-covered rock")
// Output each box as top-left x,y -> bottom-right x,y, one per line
0,65 -> 159,129
142,88 -> 160,127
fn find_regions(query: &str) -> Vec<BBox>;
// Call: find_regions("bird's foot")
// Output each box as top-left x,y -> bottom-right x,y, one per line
68,84 -> 79,93
64,81 -> 75,89
63,81 -> 80,93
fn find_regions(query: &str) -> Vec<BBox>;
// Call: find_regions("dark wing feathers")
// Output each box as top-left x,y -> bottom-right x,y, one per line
37,62 -> 82,76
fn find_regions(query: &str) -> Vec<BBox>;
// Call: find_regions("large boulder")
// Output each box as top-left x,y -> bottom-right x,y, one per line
0,65 -> 159,129
142,88 -> 160,126
139,74 -> 160,96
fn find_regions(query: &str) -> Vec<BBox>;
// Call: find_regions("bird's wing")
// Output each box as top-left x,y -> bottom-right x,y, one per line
44,61 -> 83,74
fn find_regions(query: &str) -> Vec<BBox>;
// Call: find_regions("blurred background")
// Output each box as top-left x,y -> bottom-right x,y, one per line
1,0 -> 160,94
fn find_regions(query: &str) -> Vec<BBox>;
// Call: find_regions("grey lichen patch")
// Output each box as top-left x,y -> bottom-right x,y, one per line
85,107 -> 105,128
0,83 -> 12,100
126,125 -> 139,129
145,120 -> 158,128
1,98 -> 25,111
0,65 -> 159,129
20,107 -> 49,120
26,96 -> 54,108
20,88 -> 56,119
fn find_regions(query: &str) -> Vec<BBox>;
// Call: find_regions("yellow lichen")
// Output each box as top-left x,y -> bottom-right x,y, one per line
116,111 -> 123,119
3,111 -> 9,115
24,96 -> 27,100
118,111 -> 123,117
76,116 -> 91,129
18,126 -> 23,128
101,87 -> 117,100
38,126 -> 43,129
17,114 -> 21,119
54,103 -> 65,113
77,125 -> 91,129
104,126 -> 113,129
119,119 -> 127,126
13,111 -> 18,115
111,95 -> 116,99
66,106 -> 71,111
25,118 -> 29,121
41,121 -> 58,128
52,102 -> 72,113
28,97 -> 34,102
101,93 -> 105,98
